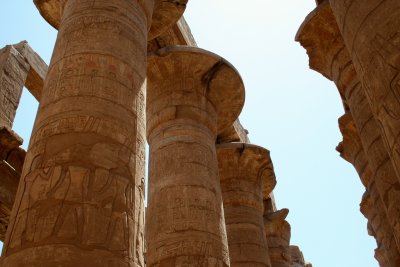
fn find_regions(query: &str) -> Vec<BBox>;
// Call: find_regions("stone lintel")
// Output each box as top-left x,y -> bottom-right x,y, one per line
147,45 -> 245,135
13,41 -> 48,101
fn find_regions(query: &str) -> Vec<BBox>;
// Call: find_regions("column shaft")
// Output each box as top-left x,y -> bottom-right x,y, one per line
329,0 -> 400,182
2,1 -> 151,266
217,143 -> 274,267
146,46 -> 244,266
339,113 -> 400,266
296,2 -> 400,259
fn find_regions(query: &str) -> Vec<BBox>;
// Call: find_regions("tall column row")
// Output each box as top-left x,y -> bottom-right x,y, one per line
2,0 -> 187,266
297,1 -> 400,266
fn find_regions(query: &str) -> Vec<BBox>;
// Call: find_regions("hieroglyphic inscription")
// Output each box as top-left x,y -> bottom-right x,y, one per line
2,0 -> 149,266
0,46 -> 30,128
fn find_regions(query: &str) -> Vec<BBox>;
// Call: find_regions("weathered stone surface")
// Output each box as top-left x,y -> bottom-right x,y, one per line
13,41 -> 48,101
297,2 -> 400,264
289,246 -> 305,267
338,113 -> 400,266
34,0 -> 188,41
264,208 -> 292,267
0,45 -> 29,128
1,0 -> 177,265
146,45 -> 244,266
0,127 -> 24,241
329,0 -> 400,186
217,143 -> 275,267
149,0 -> 188,40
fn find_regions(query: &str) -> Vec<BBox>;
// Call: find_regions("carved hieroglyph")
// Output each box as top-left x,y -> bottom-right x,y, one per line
217,143 -> 276,267
0,45 -> 29,128
146,46 -> 245,266
328,0 -> 400,184
0,0 -> 186,265
296,2 -> 400,262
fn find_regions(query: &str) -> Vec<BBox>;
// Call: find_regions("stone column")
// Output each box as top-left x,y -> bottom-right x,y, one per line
328,0 -> 400,182
361,190 -> 400,267
264,208 -> 292,267
338,113 -> 400,266
296,1 -> 400,255
146,46 -> 245,266
289,246 -> 305,267
217,143 -> 276,267
2,0 -> 186,266
0,45 -> 29,128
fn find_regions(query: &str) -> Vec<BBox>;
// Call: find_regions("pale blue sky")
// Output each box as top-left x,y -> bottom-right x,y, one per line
0,1 -> 377,266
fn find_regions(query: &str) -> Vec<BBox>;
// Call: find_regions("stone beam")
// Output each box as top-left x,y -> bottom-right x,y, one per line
13,41 -> 48,101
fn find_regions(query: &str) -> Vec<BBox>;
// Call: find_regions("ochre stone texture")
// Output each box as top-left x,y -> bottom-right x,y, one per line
1,0 -> 187,265
217,143 -> 275,267
0,41 -> 48,242
338,113 -> 400,266
146,45 -> 244,266
264,208 -> 292,267
328,0 -> 400,184
0,45 -> 29,129
297,2 -> 400,265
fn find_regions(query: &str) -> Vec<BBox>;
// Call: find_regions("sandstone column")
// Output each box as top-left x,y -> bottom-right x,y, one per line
0,45 -> 29,128
264,208 -> 292,267
338,113 -> 400,266
217,143 -> 276,267
296,1 -> 400,255
289,246 -> 306,267
146,46 -> 245,266
328,0 -> 400,182
2,0 -> 186,266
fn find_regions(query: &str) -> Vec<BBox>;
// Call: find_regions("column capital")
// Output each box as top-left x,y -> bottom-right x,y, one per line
296,0 -> 358,99
296,1 -> 340,80
147,46 -> 245,137
34,0 -> 186,40
217,143 -> 277,200
149,0 -> 188,40
264,209 -> 291,242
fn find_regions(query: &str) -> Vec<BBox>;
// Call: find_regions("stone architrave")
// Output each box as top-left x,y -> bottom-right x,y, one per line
146,46 -> 245,266
328,0 -> 400,182
1,0 -> 186,266
264,208 -> 292,267
296,1 -> 400,255
338,113 -> 400,266
217,143 -> 276,267
0,45 -> 29,128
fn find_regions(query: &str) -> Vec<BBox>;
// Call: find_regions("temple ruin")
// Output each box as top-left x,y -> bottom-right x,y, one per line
297,0 -> 400,266
3,0 -> 400,266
